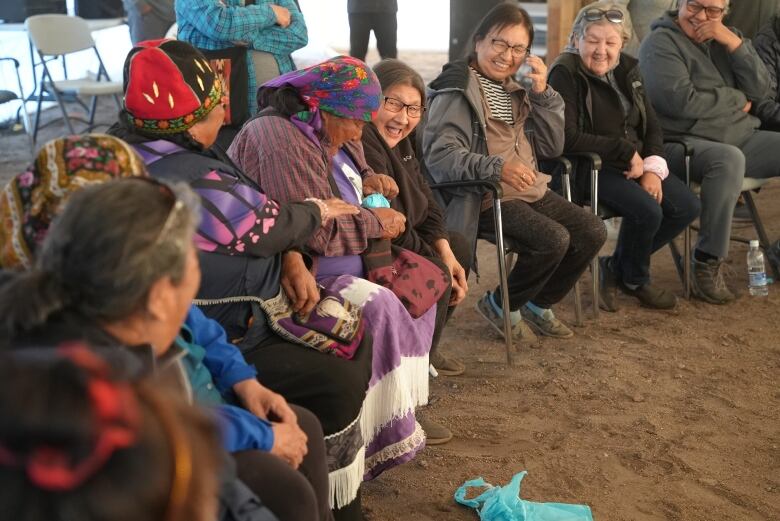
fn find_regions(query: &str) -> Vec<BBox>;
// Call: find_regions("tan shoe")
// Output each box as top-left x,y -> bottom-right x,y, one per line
430,351 -> 466,376
418,415 -> 453,445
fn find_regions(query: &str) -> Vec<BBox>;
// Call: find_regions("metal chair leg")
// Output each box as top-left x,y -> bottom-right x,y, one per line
561,170 -> 584,326
743,190 -> 780,280
493,199 -> 515,365
590,167 -> 600,319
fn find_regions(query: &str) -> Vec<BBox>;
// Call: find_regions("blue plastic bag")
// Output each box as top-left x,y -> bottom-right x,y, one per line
454,471 -> 594,521
362,193 -> 391,209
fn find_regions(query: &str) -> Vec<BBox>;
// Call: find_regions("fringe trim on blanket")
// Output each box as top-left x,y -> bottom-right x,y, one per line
361,355 -> 429,440
327,445 -> 366,510
364,421 -> 426,470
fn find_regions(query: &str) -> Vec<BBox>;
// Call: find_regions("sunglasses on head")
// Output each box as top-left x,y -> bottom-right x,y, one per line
584,8 -> 625,24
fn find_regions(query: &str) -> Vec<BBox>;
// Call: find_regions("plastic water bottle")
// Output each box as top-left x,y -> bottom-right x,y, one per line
747,240 -> 769,297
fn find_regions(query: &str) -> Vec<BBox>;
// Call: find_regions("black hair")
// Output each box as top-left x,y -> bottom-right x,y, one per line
465,2 -> 535,60
372,59 -> 427,106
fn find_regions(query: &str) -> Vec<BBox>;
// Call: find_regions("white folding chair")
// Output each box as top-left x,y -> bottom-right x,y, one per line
24,14 -> 123,143
0,57 -> 34,154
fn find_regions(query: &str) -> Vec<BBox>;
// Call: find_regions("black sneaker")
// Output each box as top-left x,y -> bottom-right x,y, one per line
618,281 -> 677,309
598,256 -> 620,312
691,258 -> 736,304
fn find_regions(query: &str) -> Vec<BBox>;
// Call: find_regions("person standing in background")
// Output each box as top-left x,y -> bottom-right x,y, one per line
123,0 -> 176,44
348,0 -> 398,61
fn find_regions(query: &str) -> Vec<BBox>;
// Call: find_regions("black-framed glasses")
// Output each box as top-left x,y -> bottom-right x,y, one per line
685,0 -> 726,19
383,96 -> 425,118
584,8 -> 625,24
490,38 -> 530,59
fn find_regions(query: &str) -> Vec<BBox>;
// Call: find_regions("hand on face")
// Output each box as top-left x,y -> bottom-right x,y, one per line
523,54 -> 549,94
693,19 -> 740,47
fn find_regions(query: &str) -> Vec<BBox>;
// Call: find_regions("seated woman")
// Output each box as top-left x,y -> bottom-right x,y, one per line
108,41 -> 378,518
228,56 -> 439,479
360,58 -> 470,443
0,343 -> 222,521
0,167 -> 333,521
548,1 -> 700,311
421,3 -> 607,341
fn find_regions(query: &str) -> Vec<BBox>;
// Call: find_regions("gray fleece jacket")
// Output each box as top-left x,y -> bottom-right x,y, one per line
420,59 -> 565,268
638,10 -> 771,146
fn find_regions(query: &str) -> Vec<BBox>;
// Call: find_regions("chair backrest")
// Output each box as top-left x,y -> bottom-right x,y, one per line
25,14 -> 95,56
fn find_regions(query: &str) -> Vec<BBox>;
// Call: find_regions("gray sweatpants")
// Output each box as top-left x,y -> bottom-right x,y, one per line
123,0 -> 176,45
665,130 -> 780,259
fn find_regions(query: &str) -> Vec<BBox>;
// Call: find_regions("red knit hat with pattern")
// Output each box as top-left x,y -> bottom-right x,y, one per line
123,39 -> 222,135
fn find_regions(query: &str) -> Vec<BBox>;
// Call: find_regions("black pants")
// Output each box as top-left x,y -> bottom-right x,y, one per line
598,166 -> 700,286
427,231 -> 471,356
478,190 -> 607,310
233,405 -> 332,521
243,334 -> 373,521
348,12 -> 398,61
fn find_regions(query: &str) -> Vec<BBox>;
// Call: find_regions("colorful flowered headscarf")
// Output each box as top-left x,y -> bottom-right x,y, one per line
262,55 -> 382,123
0,134 -> 147,269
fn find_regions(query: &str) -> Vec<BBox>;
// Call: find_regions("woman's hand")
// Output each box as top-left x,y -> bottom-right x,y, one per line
281,251 -> 319,314
372,207 -> 406,239
524,55 -> 548,94
501,160 -> 537,192
362,174 -> 399,199
234,379 -> 297,424
270,4 -> 292,28
434,239 -> 468,305
624,151 -> 644,179
271,421 -> 308,469
312,198 -> 360,222
639,172 -> 663,204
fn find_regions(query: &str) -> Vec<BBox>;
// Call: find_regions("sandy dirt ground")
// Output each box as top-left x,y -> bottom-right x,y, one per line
1,50 -> 778,521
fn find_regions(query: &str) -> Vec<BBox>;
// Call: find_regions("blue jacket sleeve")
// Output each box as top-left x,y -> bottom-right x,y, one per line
217,404 -> 275,452
186,305 -> 258,396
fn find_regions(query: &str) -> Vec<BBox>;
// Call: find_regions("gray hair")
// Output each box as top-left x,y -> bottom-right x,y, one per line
0,179 -> 201,332
569,1 -> 632,46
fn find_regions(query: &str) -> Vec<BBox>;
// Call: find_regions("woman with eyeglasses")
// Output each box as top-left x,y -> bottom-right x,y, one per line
229,55 -> 444,482
548,2 -> 700,311
638,0 -> 780,304
422,2 -> 606,342
359,58 -> 470,444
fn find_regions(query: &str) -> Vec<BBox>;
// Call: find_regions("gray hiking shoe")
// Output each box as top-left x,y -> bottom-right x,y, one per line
691,257 -> 736,304
519,305 -> 574,339
475,292 -> 537,343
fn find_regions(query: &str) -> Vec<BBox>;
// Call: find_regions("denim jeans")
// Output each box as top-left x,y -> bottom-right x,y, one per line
478,190 -> 607,310
598,166 -> 700,286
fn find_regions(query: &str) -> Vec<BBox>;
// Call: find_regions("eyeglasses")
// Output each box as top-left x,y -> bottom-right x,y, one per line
490,38 -> 530,59
383,96 -> 425,118
684,0 -> 726,19
583,8 -> 625,24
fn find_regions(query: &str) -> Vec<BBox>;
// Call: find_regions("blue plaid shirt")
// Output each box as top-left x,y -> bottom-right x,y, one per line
176,0 -> 307,115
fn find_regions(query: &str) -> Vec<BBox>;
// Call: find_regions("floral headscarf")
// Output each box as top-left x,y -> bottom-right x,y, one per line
0,134 -> 147,269
262,55 -> 382,123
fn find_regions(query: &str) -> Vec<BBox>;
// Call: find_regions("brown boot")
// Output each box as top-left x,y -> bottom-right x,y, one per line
418,415 -> 452,445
